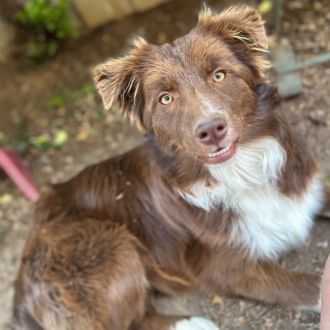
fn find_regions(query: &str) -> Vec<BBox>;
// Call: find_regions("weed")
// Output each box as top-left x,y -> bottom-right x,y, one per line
14,0 -> 79,59
47,84 -> 96,108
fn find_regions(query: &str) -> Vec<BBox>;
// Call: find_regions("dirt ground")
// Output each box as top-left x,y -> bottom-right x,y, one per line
0,0 -> 329,329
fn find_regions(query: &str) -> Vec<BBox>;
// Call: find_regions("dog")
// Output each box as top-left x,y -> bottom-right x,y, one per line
13,6 -> 324,330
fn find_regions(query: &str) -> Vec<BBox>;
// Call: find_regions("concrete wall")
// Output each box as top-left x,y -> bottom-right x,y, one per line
72,0 -> 170,29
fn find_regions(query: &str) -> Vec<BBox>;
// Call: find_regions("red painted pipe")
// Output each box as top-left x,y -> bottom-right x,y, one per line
0,148 -> 40,201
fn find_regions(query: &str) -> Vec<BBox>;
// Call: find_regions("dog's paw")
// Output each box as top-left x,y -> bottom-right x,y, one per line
296,276 -> 322,313
174,317 -> 220,330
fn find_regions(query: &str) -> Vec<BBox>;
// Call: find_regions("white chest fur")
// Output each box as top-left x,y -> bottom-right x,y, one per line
179,137 -> 324,260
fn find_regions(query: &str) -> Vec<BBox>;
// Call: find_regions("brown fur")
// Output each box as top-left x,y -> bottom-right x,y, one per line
13,6 -> 322,330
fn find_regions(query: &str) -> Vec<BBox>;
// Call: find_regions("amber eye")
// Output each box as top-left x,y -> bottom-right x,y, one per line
159,94 -> 173,105
213,69 -> 226,82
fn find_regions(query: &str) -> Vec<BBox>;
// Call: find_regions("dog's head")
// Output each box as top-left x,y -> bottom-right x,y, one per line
94,6 -> 272,165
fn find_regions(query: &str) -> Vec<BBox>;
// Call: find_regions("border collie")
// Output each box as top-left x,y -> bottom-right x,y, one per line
13,6 -> 324,330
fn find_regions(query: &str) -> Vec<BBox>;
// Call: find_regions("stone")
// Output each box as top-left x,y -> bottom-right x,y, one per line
72,0 -> 170,29
73,0 -> 133,29
131,0 -> 170,12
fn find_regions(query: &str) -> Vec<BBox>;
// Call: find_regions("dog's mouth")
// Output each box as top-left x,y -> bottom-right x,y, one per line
200,143 -> 236,165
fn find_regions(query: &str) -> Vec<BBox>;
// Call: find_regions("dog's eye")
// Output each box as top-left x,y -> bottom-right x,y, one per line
159,94 -> 173,105
213,70 -> 226,82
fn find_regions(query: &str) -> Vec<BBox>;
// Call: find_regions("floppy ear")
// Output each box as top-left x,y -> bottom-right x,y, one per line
198,6 -> 270,77
93,38 -> 150,129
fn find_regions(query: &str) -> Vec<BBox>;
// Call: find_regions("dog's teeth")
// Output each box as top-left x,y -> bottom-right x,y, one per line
208,145 -> 230,158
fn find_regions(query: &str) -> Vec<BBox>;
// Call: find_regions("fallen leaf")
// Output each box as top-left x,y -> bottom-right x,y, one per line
76,129 -> 90,141
157,32 -> 167,44
238,316 -> 245,324
212,295 -> 224,305
0,193 -> 13,205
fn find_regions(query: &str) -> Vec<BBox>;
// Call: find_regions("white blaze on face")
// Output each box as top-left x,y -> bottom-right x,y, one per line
201,98 -> 221,117
199,98 -> 238,147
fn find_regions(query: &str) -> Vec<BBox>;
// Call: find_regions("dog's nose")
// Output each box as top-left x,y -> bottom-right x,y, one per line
195,119 -> 227,145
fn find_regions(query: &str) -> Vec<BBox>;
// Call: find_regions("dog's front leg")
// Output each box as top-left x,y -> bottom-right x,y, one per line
226,262 -> 321,310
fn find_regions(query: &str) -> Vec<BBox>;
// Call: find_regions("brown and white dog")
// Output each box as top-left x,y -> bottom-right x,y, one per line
13,6 -> 324,330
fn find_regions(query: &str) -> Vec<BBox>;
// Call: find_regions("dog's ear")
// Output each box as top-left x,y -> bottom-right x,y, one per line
93,38 -> 150,129
197,6 -> 271,80
198,6 -> 268,51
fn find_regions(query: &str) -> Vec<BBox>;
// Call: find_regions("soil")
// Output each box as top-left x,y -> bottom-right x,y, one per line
0,0 -> 329,329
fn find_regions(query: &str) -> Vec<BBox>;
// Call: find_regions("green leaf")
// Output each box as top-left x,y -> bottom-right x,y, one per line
52,129 -> 68,147
258,0 -> 273,14
13,0 -> 79,59
47,94 -> 66,107
47,41 -> 58,56
80,84 -> 96,96
25,41 -> 46,58
46,21 -> 55,33
30,134 -> 50,149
